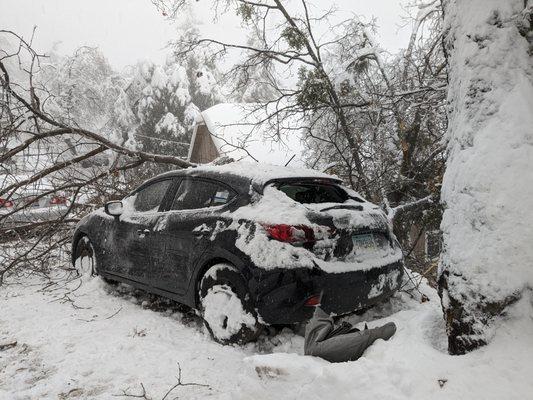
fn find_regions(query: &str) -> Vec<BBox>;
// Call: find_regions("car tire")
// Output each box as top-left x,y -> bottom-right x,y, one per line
199,263 -> 263,345
73,235 -> 98,277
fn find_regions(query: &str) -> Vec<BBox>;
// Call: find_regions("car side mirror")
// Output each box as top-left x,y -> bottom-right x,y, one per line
105,200 -> 123,217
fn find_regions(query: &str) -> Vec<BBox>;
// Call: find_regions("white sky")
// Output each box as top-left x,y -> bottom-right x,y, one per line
0,0 -> 412,71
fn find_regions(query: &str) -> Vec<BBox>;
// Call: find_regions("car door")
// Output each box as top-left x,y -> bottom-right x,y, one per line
103,178 -> 173,285
150,177 -> 236,295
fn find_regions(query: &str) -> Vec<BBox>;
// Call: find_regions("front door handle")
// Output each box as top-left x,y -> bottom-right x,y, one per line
137,229 -> 151,236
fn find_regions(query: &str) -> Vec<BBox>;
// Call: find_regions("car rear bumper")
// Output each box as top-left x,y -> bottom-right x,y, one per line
249,261 -> 404,325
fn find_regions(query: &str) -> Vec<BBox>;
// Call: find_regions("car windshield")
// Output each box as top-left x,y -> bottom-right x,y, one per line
275,182 -> 348,204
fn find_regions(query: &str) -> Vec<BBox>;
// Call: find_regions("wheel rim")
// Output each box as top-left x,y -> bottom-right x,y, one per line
201,284 -> 257,342
75,237 -> 95,277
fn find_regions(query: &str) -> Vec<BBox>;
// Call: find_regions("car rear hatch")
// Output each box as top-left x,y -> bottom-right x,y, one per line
265,179 -> 399,266
305,203 -> 393,261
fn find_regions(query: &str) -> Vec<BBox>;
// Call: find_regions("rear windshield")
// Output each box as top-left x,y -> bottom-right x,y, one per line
276,182 -> 348,204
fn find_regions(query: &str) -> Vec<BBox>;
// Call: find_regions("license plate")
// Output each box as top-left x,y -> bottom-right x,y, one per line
352,233 -> 378,255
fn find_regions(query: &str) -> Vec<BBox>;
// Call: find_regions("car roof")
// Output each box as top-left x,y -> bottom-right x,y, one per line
151,161 -> 341,191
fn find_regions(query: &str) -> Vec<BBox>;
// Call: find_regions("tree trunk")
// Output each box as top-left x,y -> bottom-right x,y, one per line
438,0 -> 533,354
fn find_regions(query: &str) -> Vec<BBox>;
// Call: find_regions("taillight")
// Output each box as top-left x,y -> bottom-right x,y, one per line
50,196 -> 66,205
0,198 -> 13,208
262,224 -> 315,244
304,294 -> 322,307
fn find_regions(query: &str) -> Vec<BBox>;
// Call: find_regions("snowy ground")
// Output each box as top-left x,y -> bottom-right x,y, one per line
1,271 -> 532,400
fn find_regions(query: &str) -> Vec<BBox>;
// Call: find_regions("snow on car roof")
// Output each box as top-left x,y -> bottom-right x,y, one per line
188,161 -> 341,185
157,161 -> 340,187
199,103 -> 307,167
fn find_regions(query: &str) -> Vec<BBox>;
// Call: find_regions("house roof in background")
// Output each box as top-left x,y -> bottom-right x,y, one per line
197,103 -> 306,167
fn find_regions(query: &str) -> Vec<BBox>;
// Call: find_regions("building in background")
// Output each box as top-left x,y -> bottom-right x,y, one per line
188,103 -> 305,167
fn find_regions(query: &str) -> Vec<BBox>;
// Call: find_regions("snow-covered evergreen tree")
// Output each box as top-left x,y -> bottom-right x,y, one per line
131,16 -> 222,174
179,18 -> 222,111
21,47 -> 129,171
231,33 -> 278,103
42,47 -> 121,134
133,60 -> 195,159
438,0 -> 533,354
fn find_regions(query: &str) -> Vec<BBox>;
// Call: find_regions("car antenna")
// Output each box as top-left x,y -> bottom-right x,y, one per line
284,154 -> 296,167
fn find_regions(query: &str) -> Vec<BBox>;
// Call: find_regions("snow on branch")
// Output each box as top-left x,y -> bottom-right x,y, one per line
387,195 -> 434,222
0,30 -> 194,284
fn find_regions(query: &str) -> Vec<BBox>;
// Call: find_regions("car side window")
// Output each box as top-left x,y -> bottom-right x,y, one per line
170,179 -> 234,211
130,179 -> 172,213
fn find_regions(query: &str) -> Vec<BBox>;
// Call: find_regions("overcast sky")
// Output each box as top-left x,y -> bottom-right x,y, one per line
1,0 -> 412,71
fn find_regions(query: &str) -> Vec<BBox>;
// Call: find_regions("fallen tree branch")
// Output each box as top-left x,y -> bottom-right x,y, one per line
0,341 -> 17,351
113,363 -> 210,400
114,383 -> 151,400
161,362 -> 210,400
388,195 -> 434,222
0,70 -> 194,169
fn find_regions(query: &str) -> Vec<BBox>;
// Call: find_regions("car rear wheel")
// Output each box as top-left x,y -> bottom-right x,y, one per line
199,264 -> 263,345
73,235 -> 97,277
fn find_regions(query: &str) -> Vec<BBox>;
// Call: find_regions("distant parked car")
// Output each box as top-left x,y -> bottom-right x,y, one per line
0,189 -> 69,229
72,163 -> 404,344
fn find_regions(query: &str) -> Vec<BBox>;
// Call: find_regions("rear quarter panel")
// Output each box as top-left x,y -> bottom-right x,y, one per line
72,209 -> 116,270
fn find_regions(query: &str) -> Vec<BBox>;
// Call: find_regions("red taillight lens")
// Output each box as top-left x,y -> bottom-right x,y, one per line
265,224 -> 293,242
304,294 -> 322,307
0,198 -> 13,208
263,224 -> 315,244
50,196 -> 66,205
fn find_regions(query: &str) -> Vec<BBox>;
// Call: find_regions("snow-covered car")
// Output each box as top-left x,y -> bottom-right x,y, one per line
72,162 -> 404,344
0,190 -> 69,229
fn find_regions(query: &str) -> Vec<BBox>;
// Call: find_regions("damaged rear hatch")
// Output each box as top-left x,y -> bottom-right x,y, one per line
268,178 -> 403,273
240,177 -> 404,322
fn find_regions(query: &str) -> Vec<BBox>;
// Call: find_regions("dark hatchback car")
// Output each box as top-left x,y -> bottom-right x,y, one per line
72,163 -> 404,344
